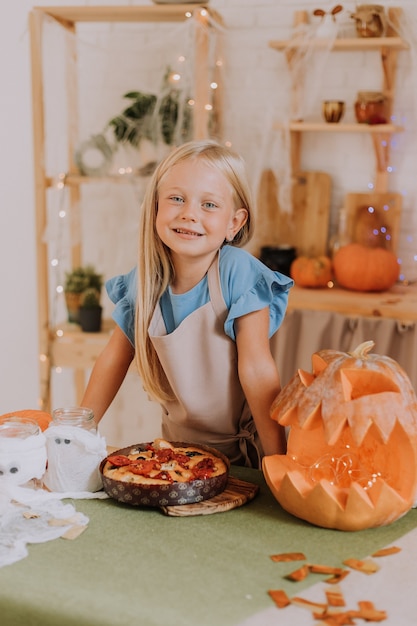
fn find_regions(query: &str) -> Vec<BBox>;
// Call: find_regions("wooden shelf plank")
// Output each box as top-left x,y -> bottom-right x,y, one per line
50,319 -> 115,369
33,5 -> 220,25
45,174 -> 148,188
288,283 -> 417,323
274,122 -> 404,133
269,36 -> 408,52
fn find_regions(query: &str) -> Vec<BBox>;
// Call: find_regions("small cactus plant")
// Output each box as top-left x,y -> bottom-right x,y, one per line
79,287 -> 103,332
64,265 -> 102,323
80,288 -> 101,308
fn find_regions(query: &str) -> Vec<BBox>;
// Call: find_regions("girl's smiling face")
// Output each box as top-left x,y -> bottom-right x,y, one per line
156,158 -> 248,270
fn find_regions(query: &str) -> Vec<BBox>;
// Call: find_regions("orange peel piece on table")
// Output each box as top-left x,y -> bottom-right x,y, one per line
285,563 -> 310,581
291,596 -> 327,611
309,564 -> 346,576
350,600 -> 387,622
267,589 -> 290,608
343,557 -> 379,574
325,585 -> 346,607
270,551 -> 306,562
372,545 -> 401,557
325,569 -> 350,584
313,608 -> 357,625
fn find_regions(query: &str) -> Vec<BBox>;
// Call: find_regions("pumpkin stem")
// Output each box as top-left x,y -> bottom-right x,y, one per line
349,340 -> 375,359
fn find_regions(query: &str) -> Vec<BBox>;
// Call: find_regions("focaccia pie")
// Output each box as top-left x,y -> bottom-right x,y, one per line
102,438 -> 228,486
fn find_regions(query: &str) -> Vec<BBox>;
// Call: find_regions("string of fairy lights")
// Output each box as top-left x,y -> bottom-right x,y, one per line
40,8 -> 226,387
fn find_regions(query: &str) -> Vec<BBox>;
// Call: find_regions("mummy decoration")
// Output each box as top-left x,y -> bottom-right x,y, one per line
0,426 -> 47,487
43,425 -> 107,493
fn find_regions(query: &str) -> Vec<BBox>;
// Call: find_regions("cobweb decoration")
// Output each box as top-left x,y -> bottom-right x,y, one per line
255,2 -> 417,283
265,11 -> 342,217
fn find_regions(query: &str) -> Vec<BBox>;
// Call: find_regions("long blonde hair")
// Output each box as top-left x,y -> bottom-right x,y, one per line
135,140 -> 255,403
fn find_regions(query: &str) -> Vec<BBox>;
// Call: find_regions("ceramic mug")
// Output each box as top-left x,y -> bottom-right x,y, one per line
322,100 -> 345,123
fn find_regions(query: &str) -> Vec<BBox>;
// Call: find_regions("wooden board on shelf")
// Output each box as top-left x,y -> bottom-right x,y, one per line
255,169 -> 331,257
345,191 -> 402,253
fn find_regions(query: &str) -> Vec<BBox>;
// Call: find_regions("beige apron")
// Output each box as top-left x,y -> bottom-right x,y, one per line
149,253 -> 263,468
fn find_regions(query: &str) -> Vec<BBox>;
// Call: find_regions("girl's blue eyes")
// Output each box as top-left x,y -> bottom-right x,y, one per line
169,197 -> 217,210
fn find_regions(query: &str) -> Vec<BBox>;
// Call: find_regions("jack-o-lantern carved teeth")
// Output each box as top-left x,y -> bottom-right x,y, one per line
265,341 -> 417,530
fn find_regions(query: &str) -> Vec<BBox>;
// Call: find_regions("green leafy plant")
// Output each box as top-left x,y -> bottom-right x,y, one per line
64,265 -> 103,294
108,69 -> 193,147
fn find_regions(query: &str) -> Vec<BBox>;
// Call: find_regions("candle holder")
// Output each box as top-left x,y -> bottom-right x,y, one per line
322,100 -> 345,123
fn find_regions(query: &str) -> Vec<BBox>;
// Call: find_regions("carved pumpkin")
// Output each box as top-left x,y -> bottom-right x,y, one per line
263,341 -> 417,531
290,255 -> 333,288
333,243 -> 399,292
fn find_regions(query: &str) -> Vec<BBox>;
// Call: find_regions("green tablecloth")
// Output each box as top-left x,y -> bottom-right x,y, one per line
1,466 -> 416,626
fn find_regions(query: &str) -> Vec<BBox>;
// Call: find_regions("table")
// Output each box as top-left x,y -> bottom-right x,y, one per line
272,283 -> 417,390
1,466 -> 416,626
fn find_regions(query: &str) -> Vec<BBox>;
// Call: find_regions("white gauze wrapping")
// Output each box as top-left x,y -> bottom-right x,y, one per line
0,432 -> 47,486
43,425 -> 107,492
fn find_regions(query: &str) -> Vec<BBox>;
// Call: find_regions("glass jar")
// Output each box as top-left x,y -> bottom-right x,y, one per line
44,407 -> 105,493
354,91 -> 387,124
0,416 -> 47,485
51,407 -> 96,432
329,208 -> 351,258
0,416 -> 40,439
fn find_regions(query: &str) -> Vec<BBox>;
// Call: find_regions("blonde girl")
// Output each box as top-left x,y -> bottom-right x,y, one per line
82,140 -> 292,468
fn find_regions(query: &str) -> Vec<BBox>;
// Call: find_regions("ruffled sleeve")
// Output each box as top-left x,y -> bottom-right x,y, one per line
106,267 -> 137,346
220,247 -> 293,341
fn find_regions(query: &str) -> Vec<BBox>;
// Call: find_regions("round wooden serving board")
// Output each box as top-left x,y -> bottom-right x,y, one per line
159,476 -> 259,517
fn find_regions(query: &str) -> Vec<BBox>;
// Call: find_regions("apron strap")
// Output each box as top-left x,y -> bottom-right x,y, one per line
207,251 -> 228,322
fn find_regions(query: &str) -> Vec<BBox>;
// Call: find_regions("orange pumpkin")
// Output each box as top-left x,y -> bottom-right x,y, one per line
290,255 -> 333,288
333,243 -> 399,292
0,409 -> 52,431
263,341 -> 417,531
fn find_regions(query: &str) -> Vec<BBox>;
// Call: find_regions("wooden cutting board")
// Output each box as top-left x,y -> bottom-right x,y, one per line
254,169 -> 331,258
160,476 -> 259,517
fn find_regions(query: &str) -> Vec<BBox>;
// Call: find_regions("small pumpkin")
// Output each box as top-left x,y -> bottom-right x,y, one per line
290,255 -> 332,288
263,341 -> 417,531
333,243 -> 399,292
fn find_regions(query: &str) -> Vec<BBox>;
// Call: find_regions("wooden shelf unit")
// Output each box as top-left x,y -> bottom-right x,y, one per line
287,282 -> 417,323
269,7 -> 408,192
29,4 -> 224,411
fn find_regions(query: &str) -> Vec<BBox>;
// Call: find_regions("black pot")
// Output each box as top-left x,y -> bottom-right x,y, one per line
79,306 -> 102,332
260,245 -> 297,277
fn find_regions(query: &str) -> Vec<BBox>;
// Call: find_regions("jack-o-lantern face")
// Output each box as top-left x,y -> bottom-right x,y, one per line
263,341 -> 417,531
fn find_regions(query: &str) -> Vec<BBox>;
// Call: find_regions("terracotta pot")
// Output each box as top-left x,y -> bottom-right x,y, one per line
64,292 -> 82,323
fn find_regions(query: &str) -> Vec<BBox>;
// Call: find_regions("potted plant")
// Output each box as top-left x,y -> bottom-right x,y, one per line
64,265 -> 103,323
107,68 -> 193,149
78,288 -> 103,333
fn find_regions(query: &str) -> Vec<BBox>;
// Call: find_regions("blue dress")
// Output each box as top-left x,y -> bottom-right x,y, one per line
107,246 -> 293,467
107,245 -> 293,345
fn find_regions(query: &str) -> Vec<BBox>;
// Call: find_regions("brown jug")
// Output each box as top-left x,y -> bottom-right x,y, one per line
351,4 -> 387,38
